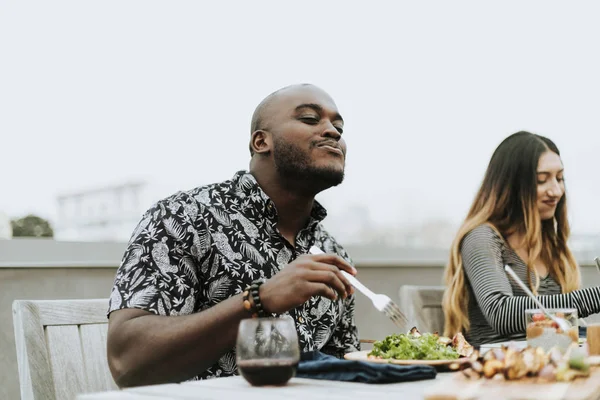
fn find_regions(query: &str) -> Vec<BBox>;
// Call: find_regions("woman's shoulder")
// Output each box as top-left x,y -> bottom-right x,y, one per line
462,223 -> 505,248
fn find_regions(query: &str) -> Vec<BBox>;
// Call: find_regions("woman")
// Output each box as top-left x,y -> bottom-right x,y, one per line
442,131 -> 600,345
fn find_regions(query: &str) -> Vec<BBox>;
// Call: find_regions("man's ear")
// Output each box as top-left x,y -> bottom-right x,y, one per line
250,130 -> 272,155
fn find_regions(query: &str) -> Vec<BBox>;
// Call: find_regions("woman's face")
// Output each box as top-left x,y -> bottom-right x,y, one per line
536,150 -> 565,220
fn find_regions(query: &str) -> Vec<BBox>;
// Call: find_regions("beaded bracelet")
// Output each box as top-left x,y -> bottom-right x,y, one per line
242,279 -> 266,318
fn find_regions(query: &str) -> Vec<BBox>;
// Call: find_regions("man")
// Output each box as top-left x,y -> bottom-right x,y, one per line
106,84 -> 361,388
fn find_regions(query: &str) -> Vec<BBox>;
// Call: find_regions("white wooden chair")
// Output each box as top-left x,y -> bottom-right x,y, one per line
12,299 -> 117,400
399,285 -> 446,334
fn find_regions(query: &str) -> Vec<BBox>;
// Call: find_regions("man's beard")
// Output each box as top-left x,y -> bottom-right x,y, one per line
272,137 -> 345,189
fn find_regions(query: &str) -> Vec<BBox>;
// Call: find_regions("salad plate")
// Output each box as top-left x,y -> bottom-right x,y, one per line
344,350 -> 467,366
345,327 -> 473,367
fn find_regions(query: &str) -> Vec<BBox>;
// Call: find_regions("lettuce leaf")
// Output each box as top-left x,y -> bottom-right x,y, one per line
368,332 -> 459,360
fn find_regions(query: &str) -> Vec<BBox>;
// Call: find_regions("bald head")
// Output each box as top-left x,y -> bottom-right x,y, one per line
251,84 -> 316,133
249,84 -> 335,155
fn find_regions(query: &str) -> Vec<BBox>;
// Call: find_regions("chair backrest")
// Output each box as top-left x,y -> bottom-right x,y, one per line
399,285 -> 446,334
12,299 -> 117,400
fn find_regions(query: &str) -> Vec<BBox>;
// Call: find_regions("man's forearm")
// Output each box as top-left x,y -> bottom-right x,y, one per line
108,293 -> 247,387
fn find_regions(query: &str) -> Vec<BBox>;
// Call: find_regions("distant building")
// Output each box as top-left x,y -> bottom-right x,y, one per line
0,211 -> 12,239
322,204 -> 375,245
571,233 -> 600,250
401,219 -> 458,249
55,182 -> 148,242
570,233 -> 600,262
324,206 -> 458,250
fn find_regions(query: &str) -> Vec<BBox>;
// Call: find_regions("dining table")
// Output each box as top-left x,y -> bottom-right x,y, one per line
73,341 -> 535,400
76,373 -> 456,400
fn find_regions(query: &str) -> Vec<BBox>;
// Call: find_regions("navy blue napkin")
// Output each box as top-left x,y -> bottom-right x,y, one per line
296,351 -> 437,384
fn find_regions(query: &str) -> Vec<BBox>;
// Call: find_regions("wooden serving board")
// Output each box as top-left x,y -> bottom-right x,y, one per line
424,367 -> 600,400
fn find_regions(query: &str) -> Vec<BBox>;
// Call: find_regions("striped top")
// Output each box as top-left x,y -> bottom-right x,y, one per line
461,224 -> 600,345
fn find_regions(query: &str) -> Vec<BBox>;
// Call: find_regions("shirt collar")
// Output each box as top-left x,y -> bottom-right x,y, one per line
231,170 -> 328,226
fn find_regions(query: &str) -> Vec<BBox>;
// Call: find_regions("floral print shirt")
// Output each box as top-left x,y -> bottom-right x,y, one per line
108,170 -> 360,379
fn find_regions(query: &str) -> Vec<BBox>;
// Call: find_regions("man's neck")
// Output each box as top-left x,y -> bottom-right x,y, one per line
250,169 -> 317,245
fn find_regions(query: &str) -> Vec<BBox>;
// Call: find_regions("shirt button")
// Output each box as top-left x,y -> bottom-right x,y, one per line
298,316 -> 305,323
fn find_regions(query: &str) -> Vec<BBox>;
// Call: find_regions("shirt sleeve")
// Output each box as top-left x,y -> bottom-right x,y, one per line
107,194 -> 209,317
462,224 -> 600,336
320,294 -> 361,358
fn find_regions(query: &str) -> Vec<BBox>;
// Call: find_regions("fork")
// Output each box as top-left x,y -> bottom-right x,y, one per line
309,246 -> 409,332
504,265 -> 571,332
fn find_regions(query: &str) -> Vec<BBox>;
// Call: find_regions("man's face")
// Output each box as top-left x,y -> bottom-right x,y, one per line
266,86 -> 347,188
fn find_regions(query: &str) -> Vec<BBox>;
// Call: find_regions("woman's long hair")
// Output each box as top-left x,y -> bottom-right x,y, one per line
442,131 -> 579,337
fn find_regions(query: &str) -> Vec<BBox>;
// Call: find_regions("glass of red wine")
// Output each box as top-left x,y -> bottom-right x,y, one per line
236,316 -> 300,386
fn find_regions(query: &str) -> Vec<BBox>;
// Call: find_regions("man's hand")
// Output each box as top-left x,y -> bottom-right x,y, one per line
259,253 -> 357,314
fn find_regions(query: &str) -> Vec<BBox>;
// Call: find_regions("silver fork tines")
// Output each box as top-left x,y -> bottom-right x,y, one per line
384,301 -> 409,330
309,246 -> 409,332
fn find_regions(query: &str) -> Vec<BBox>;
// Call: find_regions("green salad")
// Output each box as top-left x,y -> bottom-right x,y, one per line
369,332 -> 460,361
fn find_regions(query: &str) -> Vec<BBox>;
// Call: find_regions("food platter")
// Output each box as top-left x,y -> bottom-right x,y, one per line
424,367 -> 600,400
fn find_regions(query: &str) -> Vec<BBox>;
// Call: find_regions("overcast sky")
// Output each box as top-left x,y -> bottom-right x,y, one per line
1,0 -> 599,236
